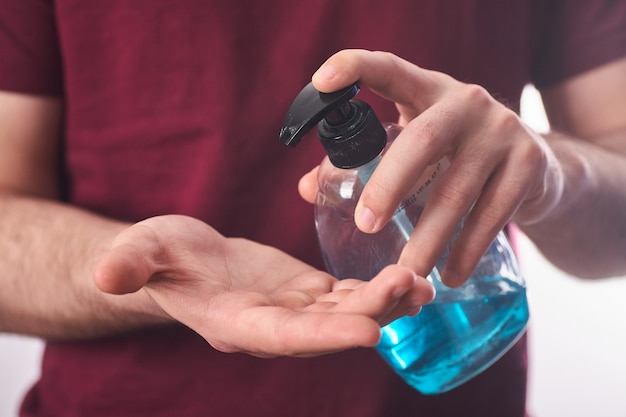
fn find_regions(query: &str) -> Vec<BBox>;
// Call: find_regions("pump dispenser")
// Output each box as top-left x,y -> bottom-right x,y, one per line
280,82 -> 529,394
280,82 -> 386,168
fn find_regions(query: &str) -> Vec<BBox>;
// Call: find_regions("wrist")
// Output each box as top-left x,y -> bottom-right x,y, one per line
513,132 -> 569,226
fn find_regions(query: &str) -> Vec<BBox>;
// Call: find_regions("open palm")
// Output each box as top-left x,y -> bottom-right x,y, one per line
94,215 -> 434,357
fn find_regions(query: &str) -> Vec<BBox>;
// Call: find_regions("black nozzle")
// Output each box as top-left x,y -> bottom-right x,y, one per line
279,82 -> 386,169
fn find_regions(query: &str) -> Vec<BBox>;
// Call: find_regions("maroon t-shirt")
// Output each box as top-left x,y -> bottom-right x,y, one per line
1,1 -> 625,416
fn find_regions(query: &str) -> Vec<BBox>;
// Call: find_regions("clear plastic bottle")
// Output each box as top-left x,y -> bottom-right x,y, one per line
281,82 -> 529,395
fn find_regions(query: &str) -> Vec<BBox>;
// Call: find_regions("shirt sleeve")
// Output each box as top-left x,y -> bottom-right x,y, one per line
530,0 -> 626,89
0,0 -> 64,96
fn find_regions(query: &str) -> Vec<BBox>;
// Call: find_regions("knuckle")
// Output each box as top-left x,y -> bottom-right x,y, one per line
521,133 -> 547,164
519,140 -> 546,172
492,107 -> 522,134
460,84 -> 522,135
461,83 -> 493,109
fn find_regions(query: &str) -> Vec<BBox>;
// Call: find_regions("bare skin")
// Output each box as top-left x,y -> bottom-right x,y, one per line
299,50 -> 626,285
0,92 -> 434,357
93,214 -> 434,357
1,48 -> 624,356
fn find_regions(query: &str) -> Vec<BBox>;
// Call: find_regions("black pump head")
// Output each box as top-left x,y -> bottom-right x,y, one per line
279,82 -> 386,169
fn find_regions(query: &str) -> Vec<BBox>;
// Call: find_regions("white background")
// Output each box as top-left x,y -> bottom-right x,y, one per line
1,86 -> 626,417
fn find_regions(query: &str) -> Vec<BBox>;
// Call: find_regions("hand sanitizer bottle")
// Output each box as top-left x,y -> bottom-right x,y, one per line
279,82 -> 529,394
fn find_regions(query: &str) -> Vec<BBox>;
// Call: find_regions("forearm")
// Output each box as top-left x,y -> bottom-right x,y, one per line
516,129 -> 626,278
0,193 -> 170,340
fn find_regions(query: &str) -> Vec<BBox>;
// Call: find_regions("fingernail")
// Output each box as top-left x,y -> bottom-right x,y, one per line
392,285 -> 409,299
408,306 -> 423,316
425,279 -> 437,303
442,269 -> 462,288
356,207 -> 377,233
314,64 -> 337,80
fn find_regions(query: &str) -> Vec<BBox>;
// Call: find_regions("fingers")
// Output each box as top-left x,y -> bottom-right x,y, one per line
222,309 -> 384,358
311,50 -> 548,286
311,50 -> 463,242
211,266 -> 435,357
312,49 -> 444,114
439,144 -> 542,286
354,102 -> 462,234
353,83 -> 497,240
325,265 -> 435,325
371,266 -> 436,325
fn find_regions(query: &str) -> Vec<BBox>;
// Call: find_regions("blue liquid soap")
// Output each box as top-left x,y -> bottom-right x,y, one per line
376,236 -> 529,394
315,143 -> 529,395
280,83 -> 529,395
378,283 -> 528,394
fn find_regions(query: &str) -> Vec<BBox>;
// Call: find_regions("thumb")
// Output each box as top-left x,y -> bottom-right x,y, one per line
93,225 -> 159,294
298,165 -> 320,204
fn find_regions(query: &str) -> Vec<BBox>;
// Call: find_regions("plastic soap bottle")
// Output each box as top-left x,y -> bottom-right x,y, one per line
279,82 -> 529,394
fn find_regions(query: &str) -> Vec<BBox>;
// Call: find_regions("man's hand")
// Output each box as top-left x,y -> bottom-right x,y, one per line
94,215 -> 435,357
299,49 -> 563,286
